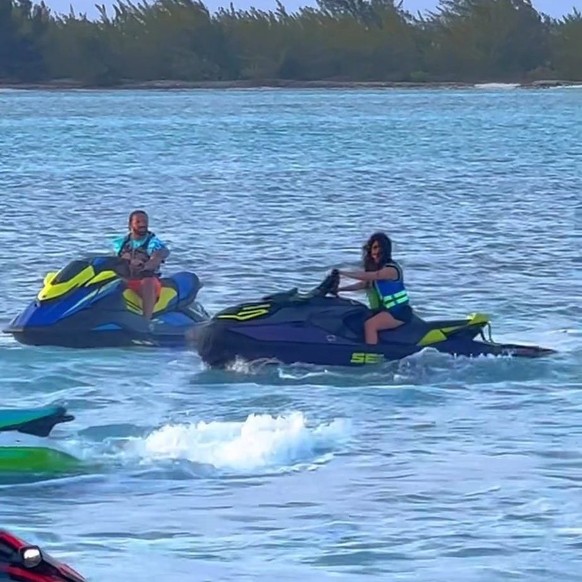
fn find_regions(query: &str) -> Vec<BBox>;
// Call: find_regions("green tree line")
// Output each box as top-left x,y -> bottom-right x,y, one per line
1,0 -> 581,86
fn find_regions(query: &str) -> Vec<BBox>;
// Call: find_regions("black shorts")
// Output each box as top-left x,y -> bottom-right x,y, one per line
385,303 -> 413,323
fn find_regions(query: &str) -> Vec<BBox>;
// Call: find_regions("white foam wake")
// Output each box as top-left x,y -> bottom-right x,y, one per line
131,411 -> 350,473
474,83 -> 520,90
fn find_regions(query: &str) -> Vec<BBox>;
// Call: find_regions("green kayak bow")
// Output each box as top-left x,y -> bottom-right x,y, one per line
0,406 -> 81,473
0,446 -> 80,473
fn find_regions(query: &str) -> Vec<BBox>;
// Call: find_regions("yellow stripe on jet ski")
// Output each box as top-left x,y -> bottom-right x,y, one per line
38,267 -> 120,301
87,270 -> 118,285
38,266 -> 96,301
122,286 -> 177,315
216,304 -> 271,321
417,312 -> 490,347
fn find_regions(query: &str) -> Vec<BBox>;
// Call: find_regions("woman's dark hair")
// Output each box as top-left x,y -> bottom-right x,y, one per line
362,231 -> 393,270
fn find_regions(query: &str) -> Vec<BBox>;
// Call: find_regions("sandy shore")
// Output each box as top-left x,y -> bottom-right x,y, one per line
1,78 -> 581,90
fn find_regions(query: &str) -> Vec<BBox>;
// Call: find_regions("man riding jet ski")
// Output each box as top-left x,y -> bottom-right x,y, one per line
196,232 -> 556,368
0,529 -> 86,581
3,210 -> 209,348
112,209 -> 169,323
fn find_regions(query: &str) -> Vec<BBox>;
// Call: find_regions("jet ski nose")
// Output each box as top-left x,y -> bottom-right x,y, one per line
0,529 -> 87,581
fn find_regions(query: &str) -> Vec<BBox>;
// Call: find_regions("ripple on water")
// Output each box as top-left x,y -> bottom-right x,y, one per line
0,87 -> 580,581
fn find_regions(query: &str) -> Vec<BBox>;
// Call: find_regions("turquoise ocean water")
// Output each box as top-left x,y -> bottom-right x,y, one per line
0,86 -> 581,581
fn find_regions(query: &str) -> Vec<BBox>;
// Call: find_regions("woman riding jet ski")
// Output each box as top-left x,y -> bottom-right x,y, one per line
337,231 -> 413,344
196,232 -> 556,368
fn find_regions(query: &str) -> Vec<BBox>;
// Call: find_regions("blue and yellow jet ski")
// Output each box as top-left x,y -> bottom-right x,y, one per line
0,406 -> 80,474
197,269 -> 557,368
4,255 -> 209,348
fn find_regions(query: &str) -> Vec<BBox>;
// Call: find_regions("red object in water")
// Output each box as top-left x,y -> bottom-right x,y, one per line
0,530 -> 86,582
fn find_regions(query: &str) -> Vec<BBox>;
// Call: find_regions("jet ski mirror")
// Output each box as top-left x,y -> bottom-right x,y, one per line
20,545 -> 42,568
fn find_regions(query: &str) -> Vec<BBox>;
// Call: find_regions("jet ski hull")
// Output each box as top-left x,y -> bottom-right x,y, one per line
3,255 -> 210,348
0,406 -> 81,474
0,406 -> 74,437
197,271 -> 556,368
6,310 -> 202,348
198,319 -> 555,368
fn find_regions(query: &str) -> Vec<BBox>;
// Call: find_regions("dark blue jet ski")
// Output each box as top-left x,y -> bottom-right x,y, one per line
197,270 -> 556,368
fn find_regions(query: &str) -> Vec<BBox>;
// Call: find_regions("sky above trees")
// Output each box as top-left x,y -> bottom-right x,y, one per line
42,0 -> 582,19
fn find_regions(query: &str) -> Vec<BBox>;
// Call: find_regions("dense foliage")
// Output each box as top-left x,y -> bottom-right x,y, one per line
1,0 -> 581,85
